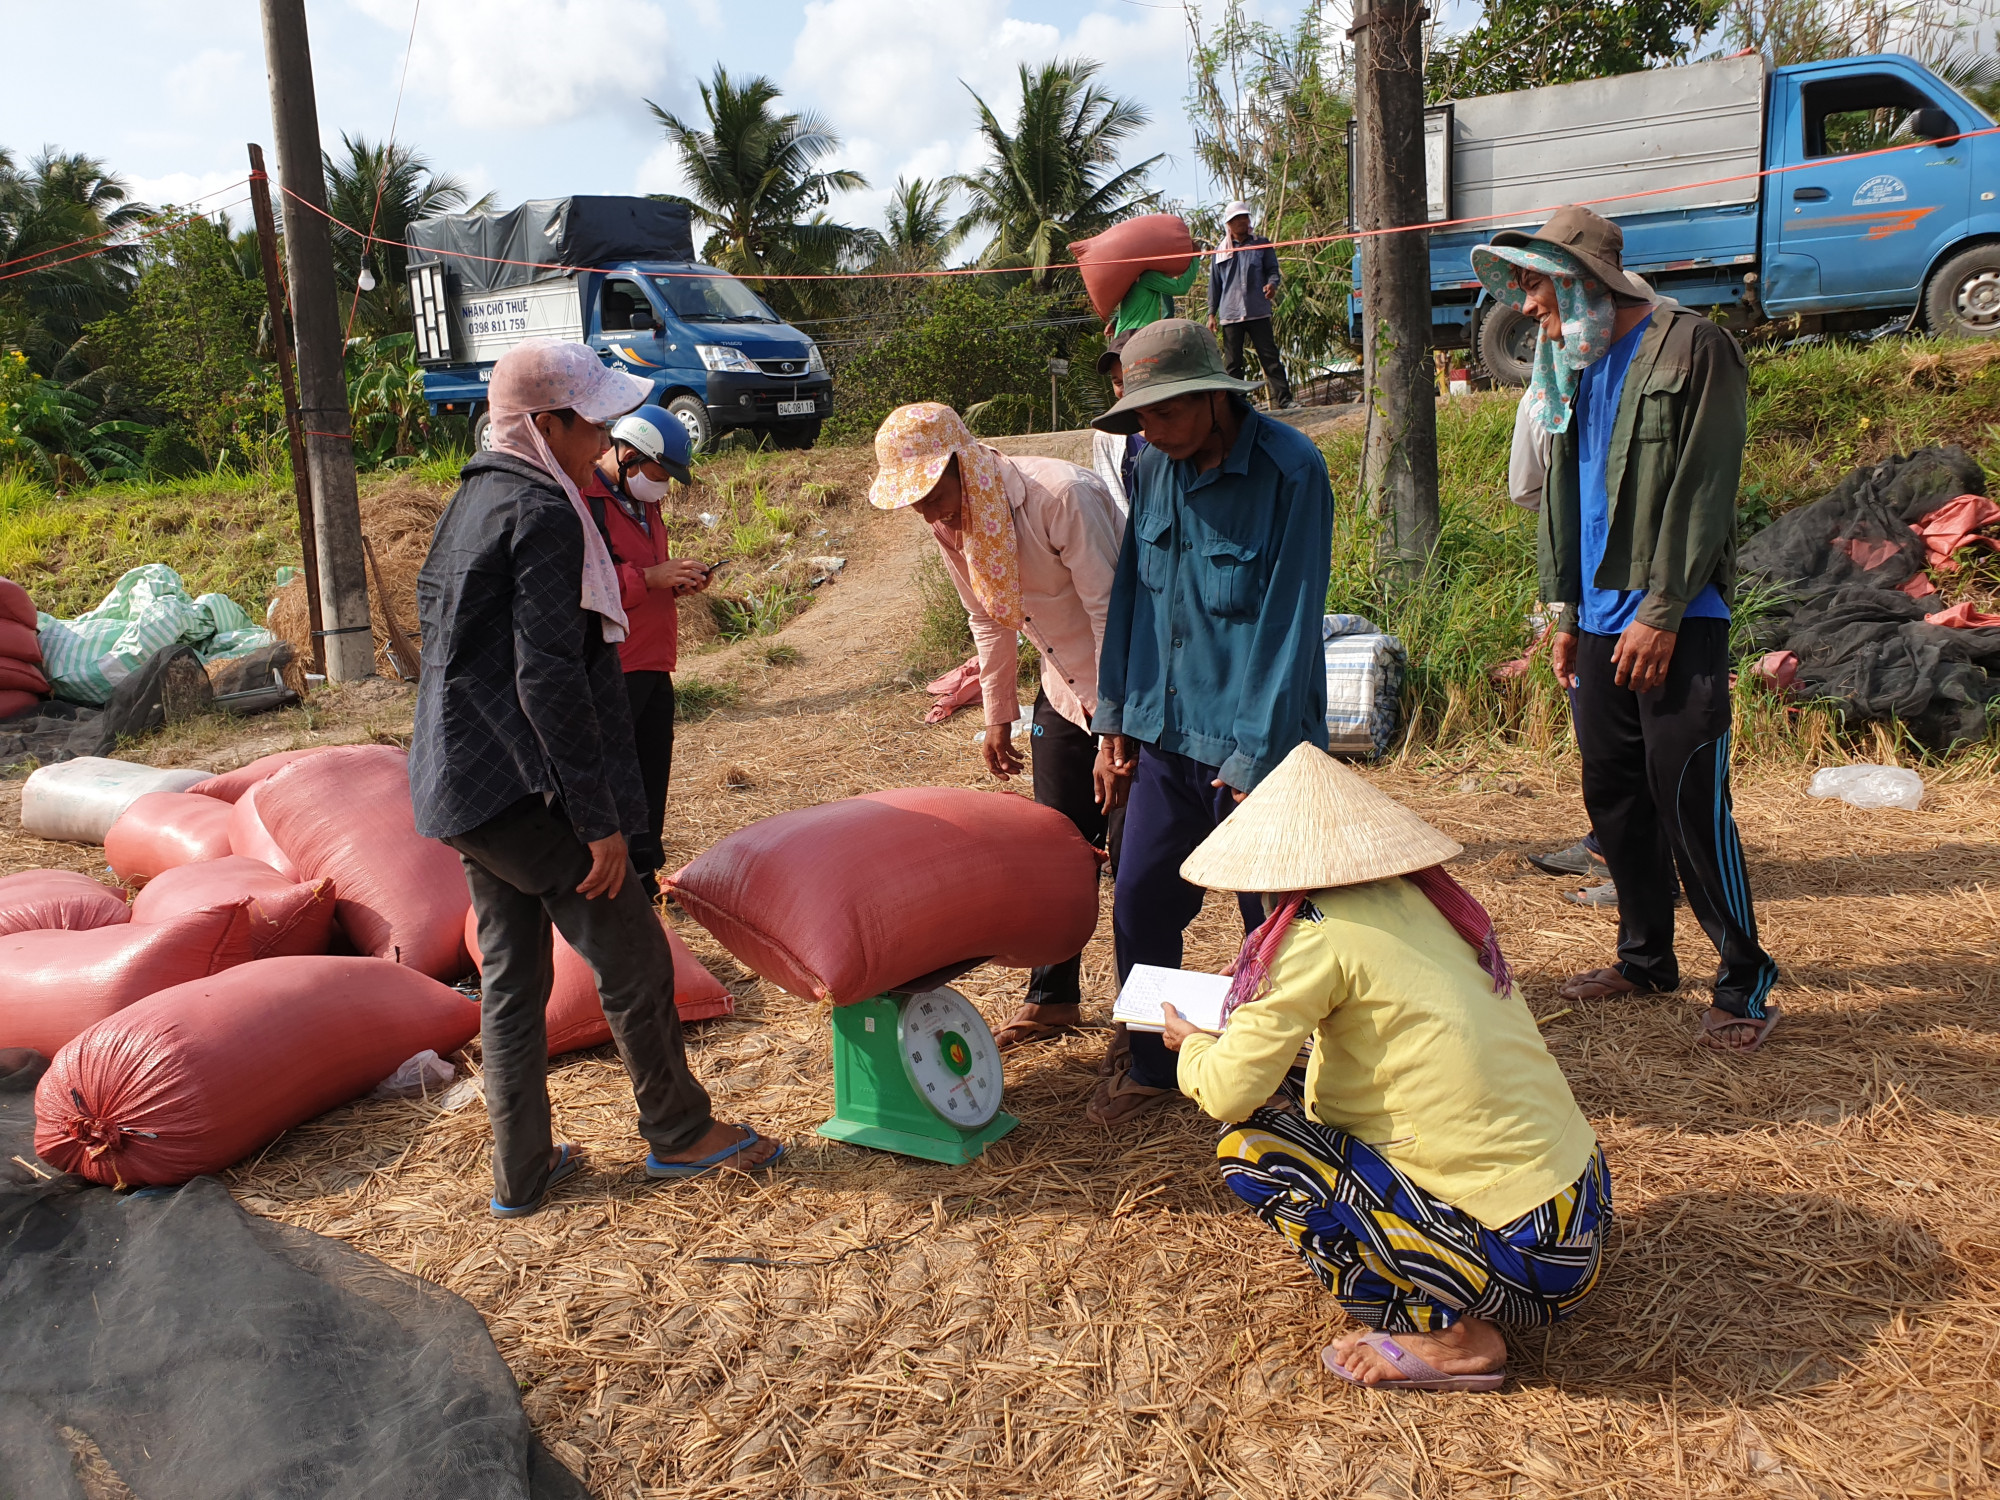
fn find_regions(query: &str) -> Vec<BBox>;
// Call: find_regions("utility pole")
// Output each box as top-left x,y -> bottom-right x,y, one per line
245,143 -> 324,677
259,0 -> 373,680
1351,0 -> 1439,583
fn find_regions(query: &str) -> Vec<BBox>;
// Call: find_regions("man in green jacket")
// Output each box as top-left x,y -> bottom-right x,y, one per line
1475,207 -> 1779,1053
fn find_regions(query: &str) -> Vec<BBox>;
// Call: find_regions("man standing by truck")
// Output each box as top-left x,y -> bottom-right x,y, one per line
1207,201 -> 1296,411
1474,207 -> 1780,1053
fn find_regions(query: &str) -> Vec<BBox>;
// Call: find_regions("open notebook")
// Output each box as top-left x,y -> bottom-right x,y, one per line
1110,965 -> 1232,1033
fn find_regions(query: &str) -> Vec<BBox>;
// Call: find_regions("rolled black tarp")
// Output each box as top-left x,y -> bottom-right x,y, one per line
409,196 -> 697,293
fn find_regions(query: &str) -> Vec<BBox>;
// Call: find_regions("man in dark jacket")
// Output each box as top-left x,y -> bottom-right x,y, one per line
412,340 -> 780,1216
1207,201 -> 1296,410
1475,207 -> 1780,1053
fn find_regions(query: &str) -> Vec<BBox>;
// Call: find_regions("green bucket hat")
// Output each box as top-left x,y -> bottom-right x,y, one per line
1091,319 -> 1260,435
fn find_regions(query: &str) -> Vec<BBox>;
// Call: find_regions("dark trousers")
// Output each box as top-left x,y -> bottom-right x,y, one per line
446,794 -> 713,1207
1221,317 -> 1294,405
1024,690 -> 1124,1008
1113,744 -> 1265,1087
623,670 -> 676,879
1572,620 -> 1777,1019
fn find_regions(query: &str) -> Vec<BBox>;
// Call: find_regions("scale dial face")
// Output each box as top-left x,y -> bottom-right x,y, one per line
897,986 -> 1003,1129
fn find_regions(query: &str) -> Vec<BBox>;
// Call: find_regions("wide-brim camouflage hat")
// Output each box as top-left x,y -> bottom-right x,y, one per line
1092,319 -> 1260,435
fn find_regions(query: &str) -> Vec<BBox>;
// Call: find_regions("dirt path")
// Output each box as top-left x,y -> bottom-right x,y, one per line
674,499 -> 931,700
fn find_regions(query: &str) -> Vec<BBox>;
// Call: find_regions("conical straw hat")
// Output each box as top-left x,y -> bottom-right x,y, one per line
1180,743 -> 1462,891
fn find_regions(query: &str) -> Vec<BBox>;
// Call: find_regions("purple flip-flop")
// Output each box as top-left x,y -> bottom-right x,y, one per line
1323,1332 -> 1507,1392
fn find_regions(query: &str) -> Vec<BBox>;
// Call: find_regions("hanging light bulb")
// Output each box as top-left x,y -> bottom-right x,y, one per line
358,264 -> 377,292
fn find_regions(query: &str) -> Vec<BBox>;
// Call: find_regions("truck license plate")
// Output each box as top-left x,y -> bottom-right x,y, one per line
777,400 -> 815,417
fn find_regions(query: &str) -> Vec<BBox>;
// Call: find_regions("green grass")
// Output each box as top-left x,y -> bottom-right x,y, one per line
0,469 -> 299,619
1321,336 -> 2000,763
906,549 -> 975,681
674,676 -> 742,722
759,643 -> 803,667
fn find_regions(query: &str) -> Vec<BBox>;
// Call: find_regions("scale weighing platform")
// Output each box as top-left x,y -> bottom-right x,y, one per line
816,960 -> 1018,1164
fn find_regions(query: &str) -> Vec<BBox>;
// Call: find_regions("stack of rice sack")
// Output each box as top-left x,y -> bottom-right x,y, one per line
10,746 -> 475,1186
15,743 -> 734,1185
0,577 -> 50,719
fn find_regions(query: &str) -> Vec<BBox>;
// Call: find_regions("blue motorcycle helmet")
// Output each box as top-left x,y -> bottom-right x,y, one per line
609,403 -> 694,486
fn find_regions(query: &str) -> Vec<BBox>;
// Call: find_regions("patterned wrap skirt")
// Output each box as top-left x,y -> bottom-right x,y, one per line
1217,1104 -> 1610,1333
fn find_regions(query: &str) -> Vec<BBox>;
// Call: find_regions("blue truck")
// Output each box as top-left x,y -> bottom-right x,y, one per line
1350,52 -> 2000,380
407,196 -> 831,449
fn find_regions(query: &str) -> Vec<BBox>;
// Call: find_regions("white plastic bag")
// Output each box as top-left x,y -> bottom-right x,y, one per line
1807,764 -> 1925,811
371,1048 -> 456,1099
20,757 -> 215,844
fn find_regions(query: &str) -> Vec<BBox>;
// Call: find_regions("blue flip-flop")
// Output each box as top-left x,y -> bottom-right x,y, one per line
645,1128 -> 784,1180
490,1143 -> 584,1218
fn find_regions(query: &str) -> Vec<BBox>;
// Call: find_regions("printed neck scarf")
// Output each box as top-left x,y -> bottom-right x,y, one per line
1476,243 -> 1617,436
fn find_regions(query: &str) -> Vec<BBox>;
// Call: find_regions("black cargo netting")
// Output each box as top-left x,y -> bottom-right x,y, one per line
0,1050 -> 590,1499
1740,445 -> 2000,752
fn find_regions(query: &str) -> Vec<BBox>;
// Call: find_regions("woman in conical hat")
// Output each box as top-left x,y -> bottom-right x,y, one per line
1160,744 -> 1608,1391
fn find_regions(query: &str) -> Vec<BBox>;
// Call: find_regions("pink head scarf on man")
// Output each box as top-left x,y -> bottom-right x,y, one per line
484,339 -> 653,641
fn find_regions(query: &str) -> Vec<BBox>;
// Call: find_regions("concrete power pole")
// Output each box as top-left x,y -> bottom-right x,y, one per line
259,0 -> 374,680
1351,0 -> 1440,583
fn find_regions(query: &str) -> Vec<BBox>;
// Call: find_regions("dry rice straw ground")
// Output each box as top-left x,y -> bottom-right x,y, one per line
7,506 -> 1999,1498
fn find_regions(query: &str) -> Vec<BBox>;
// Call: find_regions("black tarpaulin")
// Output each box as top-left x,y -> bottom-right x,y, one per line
1739,445 -> 1999,752
409,197 -> 696,293
0,1049 -> 591,1499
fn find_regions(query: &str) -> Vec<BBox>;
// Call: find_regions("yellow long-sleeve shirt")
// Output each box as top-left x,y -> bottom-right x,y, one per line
1177,877 -> 1597,1229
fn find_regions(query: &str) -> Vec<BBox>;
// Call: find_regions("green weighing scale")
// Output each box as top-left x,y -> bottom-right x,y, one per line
817,960 -> 1018,1164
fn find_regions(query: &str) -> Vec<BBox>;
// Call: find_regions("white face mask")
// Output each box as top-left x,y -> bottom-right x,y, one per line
623,470 -> 673,505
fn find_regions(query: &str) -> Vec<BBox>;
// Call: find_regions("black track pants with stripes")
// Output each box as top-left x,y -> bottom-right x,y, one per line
1572,619 -> 1778,1019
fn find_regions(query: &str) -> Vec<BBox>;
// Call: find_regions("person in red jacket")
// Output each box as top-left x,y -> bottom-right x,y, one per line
582,404 -> 707,900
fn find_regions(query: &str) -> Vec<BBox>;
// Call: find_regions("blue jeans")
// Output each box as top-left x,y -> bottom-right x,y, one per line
1112,745 -> 1264,1088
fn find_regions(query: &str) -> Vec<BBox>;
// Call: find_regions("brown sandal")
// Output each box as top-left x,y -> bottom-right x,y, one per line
993,1003 -> 1083,1051
1697,1004 -> 1781,1053
1096,1021 -> 1133,1079
1084,1070 -> 1173,1126
1558,967 -> 1653,1002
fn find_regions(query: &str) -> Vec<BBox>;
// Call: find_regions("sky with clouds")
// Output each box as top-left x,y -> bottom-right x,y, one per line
0,0 -> 1406,242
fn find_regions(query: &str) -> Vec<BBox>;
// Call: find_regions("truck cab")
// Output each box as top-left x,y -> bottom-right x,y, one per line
409,196 -> 832,451
1760,54 -> 1996,327
582,263 -> 829,450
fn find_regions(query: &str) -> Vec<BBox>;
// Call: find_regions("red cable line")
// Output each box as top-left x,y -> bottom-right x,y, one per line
0,197 -> 252,285
0,176 -> 252,273
278,121 -> 2000,282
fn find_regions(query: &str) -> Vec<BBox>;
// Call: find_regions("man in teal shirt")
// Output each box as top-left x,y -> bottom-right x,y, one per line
1087,319 -> 1334,1125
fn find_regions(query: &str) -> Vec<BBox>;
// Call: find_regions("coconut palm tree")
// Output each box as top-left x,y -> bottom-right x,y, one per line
866,176 -> 965,272
322,134 -> 492,336
647,67 -> 870,319
0,147 -> 151,373
952,58 -> 1163,289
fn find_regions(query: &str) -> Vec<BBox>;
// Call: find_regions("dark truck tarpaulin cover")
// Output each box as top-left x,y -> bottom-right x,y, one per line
409,195 -> 696,294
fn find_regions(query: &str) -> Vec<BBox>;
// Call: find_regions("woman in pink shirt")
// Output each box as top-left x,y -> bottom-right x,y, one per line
582,405 -> 710,901
871,403 -> 1127,1049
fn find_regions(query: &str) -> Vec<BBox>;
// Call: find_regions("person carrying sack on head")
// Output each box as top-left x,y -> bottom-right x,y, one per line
579,403 -> 709,903
1473,206 -> 1780,1053
1159,743 -> 1609,1392
411,340 -> 782,1219
871,403 -> 1127,1048
1087,318 -> 1335,1126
